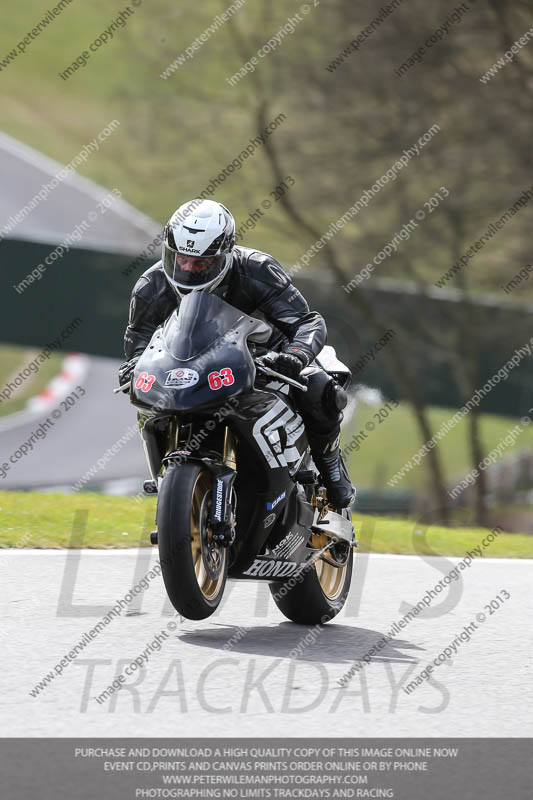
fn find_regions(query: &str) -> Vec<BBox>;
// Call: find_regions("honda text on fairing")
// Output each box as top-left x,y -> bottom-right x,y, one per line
121,290 -> 357,622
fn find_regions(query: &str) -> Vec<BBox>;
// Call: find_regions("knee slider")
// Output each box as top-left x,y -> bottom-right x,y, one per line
298,370 -> 334,427
300,372 -> 347,427
324,381 -> 348,414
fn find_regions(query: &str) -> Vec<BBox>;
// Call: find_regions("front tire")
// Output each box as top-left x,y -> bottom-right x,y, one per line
269,510 -> 354,624
157,462 -> 227,620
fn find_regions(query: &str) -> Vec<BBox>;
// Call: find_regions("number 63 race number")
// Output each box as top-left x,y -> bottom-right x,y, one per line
208,368 -> 235,390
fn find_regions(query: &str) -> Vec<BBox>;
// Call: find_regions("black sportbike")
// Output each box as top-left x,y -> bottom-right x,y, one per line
123,291 -> 356,623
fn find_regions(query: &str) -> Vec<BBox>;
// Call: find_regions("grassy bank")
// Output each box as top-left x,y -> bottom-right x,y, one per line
0,344 -> 63,417
343,397 -> 533,492
0,491 -> 531,557
0,491 -> 156,549
352,513 -> 531,558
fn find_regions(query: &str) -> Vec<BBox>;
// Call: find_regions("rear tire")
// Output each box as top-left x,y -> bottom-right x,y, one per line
157,462 -> 228,620
269,509 -> 354,624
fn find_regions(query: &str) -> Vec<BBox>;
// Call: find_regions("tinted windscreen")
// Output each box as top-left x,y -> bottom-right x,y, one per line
162,291 -> 246,360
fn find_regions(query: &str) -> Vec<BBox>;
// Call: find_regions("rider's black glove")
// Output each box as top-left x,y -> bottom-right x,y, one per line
260,346 -> 311,383
282,345 -> 312,371
118,357 -> 139,392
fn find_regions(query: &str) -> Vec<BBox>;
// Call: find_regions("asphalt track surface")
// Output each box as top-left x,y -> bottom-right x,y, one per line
1,549 -> 530,736
0,130 -> 162,489
2,134 -> 530,740
0,131 -> 160,252
0,356 -> 148,490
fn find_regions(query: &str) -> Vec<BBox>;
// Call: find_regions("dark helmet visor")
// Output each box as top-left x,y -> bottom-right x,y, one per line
162,245 -> 226,288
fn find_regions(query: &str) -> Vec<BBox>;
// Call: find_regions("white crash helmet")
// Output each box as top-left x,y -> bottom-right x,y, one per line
162,199 -> 235,295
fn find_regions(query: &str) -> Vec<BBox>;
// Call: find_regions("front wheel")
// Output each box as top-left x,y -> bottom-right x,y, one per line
269,509 -> 354,625
157,462 -> 228,620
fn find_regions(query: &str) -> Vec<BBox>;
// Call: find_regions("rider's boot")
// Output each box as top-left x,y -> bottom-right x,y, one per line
307,429 -> 355,508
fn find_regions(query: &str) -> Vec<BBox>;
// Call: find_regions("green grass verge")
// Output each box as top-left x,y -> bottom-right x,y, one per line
343,398 -> 533,491
352,513 -> 532,558
1,491 -> 531,556
0,491 -> 157,549
0,344 -> 63,417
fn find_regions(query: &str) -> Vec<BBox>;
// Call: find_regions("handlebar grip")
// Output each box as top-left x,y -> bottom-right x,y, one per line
113,383 -> 131,394
255,363 -> 308,392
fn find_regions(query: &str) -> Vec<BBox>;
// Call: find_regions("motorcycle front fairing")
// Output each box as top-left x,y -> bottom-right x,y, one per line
131,291 -> 270,414
129,291 -> 312,574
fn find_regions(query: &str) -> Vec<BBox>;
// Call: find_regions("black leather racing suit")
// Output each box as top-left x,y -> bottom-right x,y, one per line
124,247 -> 352,503
125,247 -> 323,361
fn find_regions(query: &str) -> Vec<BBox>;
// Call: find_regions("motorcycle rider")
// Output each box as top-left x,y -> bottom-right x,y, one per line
119,199 -> 355,508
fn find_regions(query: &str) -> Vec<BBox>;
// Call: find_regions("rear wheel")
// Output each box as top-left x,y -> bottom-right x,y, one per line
157,462 -> 227,620
269,509 -> 354,624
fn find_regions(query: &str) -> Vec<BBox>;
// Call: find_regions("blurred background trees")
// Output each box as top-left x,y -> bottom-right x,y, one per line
1,0 -> 532,527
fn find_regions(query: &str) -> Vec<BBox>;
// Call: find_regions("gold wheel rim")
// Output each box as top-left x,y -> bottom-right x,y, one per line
312,509 -> 351,601
190,472 -> 226,601
314,554 -> 348,601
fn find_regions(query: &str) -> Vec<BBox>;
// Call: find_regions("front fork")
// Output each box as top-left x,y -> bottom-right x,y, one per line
146,418 -> 238,546
210,426 -> 238,545
210,468 -> 237,544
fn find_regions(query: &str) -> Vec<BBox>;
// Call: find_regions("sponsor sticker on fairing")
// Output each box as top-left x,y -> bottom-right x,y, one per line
165,368 -> 199,387
213,479 -> 224,522
266,490 -> 286,510
272,531 -> 306,558
243,558 -> 304,579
